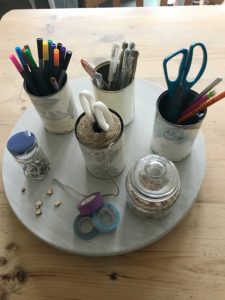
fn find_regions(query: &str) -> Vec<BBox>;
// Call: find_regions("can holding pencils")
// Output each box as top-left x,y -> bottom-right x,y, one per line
24,74 -> 77,134
151,90 -> 207,161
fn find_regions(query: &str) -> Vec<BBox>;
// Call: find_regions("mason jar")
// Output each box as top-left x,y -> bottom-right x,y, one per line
7,130 -> 50,180
125,154 -> 180,218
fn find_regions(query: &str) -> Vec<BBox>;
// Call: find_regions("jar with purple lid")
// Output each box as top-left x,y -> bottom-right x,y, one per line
125,154 -> 180,218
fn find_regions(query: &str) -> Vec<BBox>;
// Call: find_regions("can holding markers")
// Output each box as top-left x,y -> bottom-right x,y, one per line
75,90 -> 125,179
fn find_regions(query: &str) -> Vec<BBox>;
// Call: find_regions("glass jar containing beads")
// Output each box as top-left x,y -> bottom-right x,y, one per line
7,130 -> 50,180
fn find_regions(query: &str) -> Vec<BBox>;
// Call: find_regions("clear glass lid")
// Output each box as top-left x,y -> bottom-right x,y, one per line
130,154 -> 180,200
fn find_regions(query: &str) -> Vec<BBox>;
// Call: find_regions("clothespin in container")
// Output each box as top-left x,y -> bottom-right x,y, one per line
79,90 -> 114,132
108,44 -> 119,89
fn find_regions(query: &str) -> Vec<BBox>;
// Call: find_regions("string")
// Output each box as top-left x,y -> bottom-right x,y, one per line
52,142 -> 119,199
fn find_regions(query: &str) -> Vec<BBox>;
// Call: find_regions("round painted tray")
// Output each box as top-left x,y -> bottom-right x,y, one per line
2,78 -> 205,256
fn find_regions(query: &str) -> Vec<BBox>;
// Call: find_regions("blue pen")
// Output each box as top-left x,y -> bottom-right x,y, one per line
15,46 -> 29,73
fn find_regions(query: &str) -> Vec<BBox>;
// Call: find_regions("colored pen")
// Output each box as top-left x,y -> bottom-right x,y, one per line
37,38 -> 43,71
15,46 -> 29,73
178,90 -> 225,123
58,50 -> 72,87
24,48 -> 51,96
49,42 -> 56,78
43,40 -> 50,82
53,48 -> 60,80
9,54 -> 38,95
59,46 -> 66,71
57,43 -> 62,51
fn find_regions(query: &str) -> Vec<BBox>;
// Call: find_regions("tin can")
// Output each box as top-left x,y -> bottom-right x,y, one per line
75,109 -> 125,179
151,90 -> 207,161
92,61 -> 135,126
7,130 -> 50,180
24,74 -> 77,134
125,154 -> 180,218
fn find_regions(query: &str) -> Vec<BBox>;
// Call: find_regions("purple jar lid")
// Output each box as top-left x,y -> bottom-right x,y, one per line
77,192 -> 104,216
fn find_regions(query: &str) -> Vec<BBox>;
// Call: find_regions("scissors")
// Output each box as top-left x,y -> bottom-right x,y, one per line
79,90 -> 114,132
163,42 -> 207,122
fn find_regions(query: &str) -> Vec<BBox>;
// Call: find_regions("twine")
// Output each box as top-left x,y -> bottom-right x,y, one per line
75,112 -> 123,150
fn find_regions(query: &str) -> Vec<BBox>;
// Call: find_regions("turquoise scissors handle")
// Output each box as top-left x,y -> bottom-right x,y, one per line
163,42 -> 207,100
163,42 -> 207,122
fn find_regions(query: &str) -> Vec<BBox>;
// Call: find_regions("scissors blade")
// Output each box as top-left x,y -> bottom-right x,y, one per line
167,84 -> 185,123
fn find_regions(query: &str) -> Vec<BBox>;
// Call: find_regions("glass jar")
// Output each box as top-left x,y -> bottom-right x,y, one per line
7,131 -> 50,180
125,154 -> 180,218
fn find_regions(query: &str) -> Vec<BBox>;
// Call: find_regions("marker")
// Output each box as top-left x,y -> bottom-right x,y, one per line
9,54 -> 38,95
15,46 -> 29,73
24,48 -> 51,96
58,50 -> 72,87
53,48 -> 59,80
37,38 -> 43,71
43,40 -> 50,82
49,42 -> 56,77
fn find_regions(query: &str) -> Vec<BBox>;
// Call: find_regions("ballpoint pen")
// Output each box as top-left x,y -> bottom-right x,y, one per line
108,44 -> 119,89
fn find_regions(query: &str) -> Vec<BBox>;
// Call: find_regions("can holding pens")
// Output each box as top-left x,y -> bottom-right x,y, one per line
10,39 -> 77,135
81,42 -> 139,126
75,90 -> 125,178
24,73 -> 77,134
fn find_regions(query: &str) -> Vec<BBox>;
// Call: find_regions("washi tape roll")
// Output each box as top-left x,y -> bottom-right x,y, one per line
77,192 -> 104,216
92,203 -> 120,233
73,215 -> 99,240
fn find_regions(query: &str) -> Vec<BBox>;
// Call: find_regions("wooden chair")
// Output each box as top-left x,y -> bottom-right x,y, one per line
84,0 -> 144,7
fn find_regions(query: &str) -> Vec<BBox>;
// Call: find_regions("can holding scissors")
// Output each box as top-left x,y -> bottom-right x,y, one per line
151,43 -> 208,161
75,90 -> 125,178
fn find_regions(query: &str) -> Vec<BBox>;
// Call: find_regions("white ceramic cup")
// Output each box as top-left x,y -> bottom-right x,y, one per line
151,90 -> 207,162
92,61 -> 135,126
24,75 -> 77,134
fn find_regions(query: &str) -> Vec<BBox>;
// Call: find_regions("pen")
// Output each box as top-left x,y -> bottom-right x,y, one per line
37,38 -> 43,72
9,54 -> 38,95
108,44 -> 119,89
43,41 -> 49,82
24,48 -> 51,96
58,50 -> 72,87
53,48 -> 60,80
15,46 -> 29,73
178,90 -> 225,123
49,42 -> 56,78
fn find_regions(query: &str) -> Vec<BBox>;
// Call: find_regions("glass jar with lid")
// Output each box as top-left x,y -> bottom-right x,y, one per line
7,130 -> 50,180
125,154 -> 180,218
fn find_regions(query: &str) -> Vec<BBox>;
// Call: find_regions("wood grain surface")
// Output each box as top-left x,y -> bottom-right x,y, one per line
1,6 -> 225,300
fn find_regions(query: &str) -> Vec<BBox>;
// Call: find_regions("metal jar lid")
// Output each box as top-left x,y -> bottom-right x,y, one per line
126,154 -> 180,216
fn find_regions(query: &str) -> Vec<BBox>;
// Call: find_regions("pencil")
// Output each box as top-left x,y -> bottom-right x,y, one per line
178,90 -> 225,123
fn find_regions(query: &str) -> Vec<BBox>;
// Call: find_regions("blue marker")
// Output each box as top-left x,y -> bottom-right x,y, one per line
15,46 -> 29,73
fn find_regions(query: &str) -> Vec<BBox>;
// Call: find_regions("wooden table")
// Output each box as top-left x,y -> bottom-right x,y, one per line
1,6 -> 225,300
